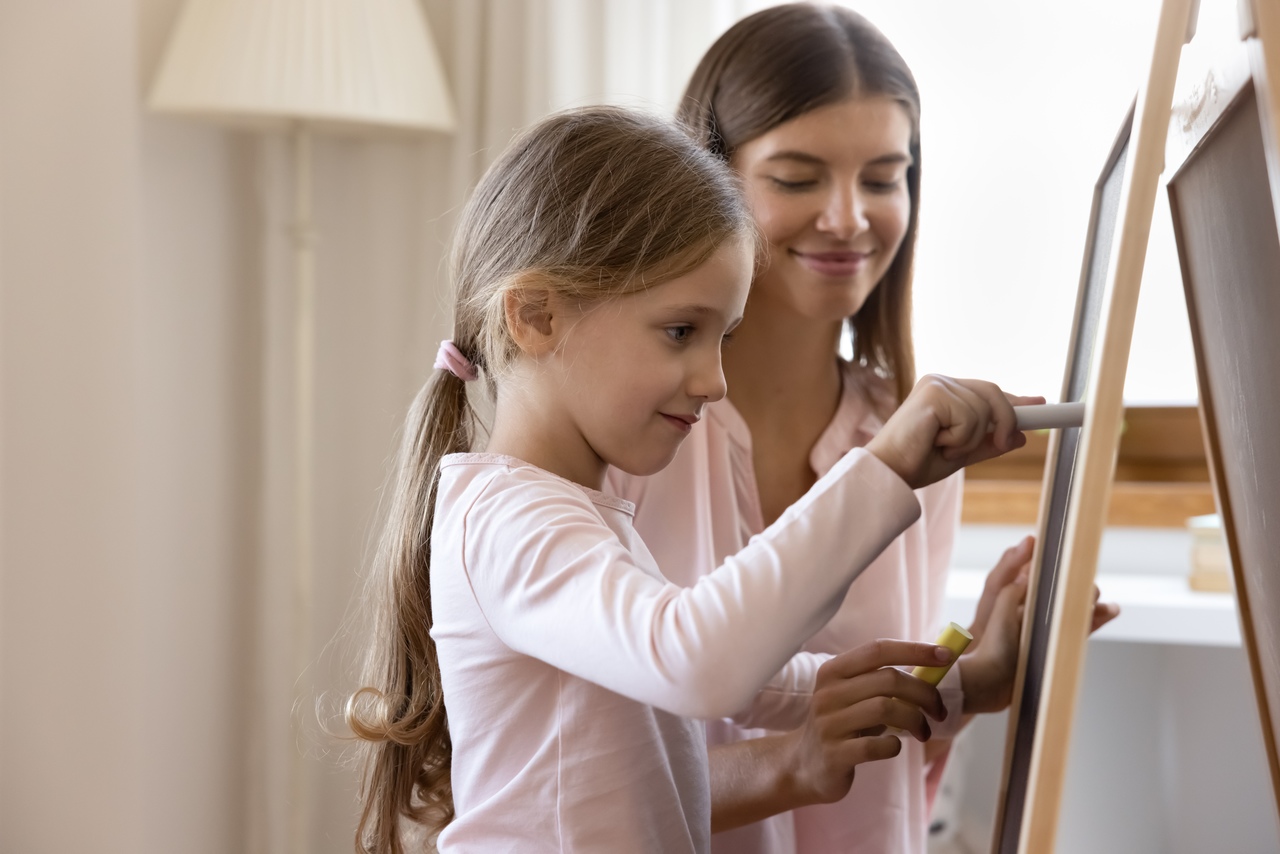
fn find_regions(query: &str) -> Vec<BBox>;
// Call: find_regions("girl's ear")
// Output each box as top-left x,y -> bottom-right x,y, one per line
503,280 -> 559,355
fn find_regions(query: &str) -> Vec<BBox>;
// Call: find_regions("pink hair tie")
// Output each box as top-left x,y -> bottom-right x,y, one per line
433,340 -> 479,382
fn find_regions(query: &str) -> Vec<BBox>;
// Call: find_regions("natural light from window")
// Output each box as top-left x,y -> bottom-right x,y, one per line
559,0 -> 1209,404
809,0 -> 1201,403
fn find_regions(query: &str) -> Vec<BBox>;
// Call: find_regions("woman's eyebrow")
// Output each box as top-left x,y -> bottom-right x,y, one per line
764,151 -> 826,166
866,152 -> 913,166
764,150 -> 913,166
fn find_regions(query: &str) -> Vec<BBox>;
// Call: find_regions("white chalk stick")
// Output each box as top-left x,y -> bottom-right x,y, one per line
1015,402 -> 1086,430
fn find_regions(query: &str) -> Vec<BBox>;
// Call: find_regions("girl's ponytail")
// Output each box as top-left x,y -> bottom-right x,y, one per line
347,340 -> 478,853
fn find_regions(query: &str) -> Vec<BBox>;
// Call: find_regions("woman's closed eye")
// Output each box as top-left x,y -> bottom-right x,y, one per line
768,176 -> 819,191
863,178 -> 904,194
862,168 -> 907,193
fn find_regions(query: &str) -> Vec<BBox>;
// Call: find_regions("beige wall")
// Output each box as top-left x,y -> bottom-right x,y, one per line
2,1 -> 149,850
1,1 -> 454,850
0,1 -> 736,850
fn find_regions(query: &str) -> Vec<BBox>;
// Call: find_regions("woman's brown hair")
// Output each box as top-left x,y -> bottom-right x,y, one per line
345,105 -> 752,853
677,2 -> 922,404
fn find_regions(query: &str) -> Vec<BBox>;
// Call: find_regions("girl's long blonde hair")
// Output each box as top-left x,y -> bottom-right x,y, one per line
345,106 -> 752,853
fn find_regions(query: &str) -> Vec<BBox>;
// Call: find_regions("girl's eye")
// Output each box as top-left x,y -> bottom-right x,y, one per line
666,325 -> 694,343
721,331 -> 735,348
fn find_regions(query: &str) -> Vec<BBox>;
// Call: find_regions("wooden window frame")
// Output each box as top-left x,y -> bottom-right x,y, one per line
962,404 -> 1214,527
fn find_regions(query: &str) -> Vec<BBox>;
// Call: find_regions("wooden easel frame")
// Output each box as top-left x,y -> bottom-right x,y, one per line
1164,0 -> 1280,820
988,104 -> 1133,854
989,0 -> 1199,850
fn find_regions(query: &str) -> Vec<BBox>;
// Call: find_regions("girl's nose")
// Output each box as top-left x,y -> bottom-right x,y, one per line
689,348 -> 728,403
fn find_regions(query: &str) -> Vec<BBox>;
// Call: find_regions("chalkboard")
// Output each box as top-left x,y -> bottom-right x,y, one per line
989,0 -> 1197,849
990,106 -> 1131,854
1169,77 -> 1280,820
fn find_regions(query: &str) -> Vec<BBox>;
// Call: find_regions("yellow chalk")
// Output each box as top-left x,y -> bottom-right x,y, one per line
911,622 -> 973,686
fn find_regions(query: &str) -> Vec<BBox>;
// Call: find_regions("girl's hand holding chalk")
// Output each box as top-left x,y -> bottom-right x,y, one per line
911,622 -> 974,686
784,639 -> 953,807
867,375 -> 1042,489
879,624 -> 972,742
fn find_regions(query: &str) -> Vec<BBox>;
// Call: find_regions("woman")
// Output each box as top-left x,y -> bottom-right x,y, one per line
609,5 -> 1116,853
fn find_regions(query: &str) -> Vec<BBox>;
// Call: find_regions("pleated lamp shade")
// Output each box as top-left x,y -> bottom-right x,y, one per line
149,0 -> 456,133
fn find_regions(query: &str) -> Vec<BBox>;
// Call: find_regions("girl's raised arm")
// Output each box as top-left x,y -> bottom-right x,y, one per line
457,447 -> 929,720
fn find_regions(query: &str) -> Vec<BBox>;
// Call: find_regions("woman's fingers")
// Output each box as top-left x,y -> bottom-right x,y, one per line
971,535 -> 1035,643
960,576 -> 1030,714
1090,585 -> 1121,632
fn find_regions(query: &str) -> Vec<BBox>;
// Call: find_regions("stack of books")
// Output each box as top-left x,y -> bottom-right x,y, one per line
1187,513 -> 1232,593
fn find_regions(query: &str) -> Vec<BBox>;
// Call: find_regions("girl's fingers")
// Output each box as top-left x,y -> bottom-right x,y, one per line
840,735 -> 904,765
870,374 -> 1041,487
984,386 -> 1023,453
833,696 -> 932,742
935,378 -> 1027,460
933,378 -> 992,456
819,639 -> 953,681
814,663 -> 947,722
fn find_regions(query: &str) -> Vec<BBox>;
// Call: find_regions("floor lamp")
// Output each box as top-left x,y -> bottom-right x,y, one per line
147,1 -> 455,848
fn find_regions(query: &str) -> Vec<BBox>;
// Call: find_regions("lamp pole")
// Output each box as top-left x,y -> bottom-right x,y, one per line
291,121 -> 315,854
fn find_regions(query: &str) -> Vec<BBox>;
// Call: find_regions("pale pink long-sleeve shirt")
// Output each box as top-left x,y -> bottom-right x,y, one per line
429,447 -> 921,852
607,361 -> 965,854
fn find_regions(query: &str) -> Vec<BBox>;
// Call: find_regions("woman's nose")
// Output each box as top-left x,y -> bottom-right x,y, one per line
816,185 -> 869,240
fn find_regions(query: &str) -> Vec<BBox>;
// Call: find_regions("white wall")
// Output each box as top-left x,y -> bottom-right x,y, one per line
824,0 -> 1198,404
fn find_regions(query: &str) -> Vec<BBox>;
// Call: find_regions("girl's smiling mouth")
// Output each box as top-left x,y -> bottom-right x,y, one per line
660,412 -> 700,433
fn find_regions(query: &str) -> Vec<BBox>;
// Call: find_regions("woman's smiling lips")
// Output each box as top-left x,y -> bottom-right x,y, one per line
792,249 -> 870,277
661,412 -> 698,433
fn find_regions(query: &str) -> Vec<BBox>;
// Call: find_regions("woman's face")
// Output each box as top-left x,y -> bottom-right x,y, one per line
731,95 -> 913,325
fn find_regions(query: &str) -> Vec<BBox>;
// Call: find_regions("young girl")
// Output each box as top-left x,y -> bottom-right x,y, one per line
609,6 -> 1118,853
346,106 -> 1032,853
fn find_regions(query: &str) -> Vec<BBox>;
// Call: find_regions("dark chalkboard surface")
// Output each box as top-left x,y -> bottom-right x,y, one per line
991,107 -> 1131,854
989,0 -> 1198,848
1169,79 -> 1280,820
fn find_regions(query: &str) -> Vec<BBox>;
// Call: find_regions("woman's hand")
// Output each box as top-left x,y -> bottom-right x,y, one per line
780,639 -> 953,806
866,375 -> 1043,489
958,575 -> 1028,714
970,535 -> 1035,645
960,545 -> 1122,715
